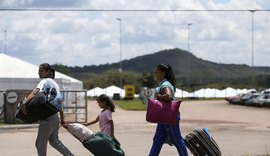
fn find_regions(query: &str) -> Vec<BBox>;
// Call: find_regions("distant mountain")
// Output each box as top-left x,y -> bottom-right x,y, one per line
53,48 -> 270,89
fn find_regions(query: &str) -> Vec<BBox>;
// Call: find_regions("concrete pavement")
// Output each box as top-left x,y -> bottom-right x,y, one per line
1,100 -> 270,156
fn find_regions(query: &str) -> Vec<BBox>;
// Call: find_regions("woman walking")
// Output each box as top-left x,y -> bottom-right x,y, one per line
21,63 -> 74,156
149,63 -> 188,156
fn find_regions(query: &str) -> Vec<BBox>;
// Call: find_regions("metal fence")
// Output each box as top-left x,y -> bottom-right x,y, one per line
0,90 -> 87,123
0,90 -> 5,121
61,90 -> 87,123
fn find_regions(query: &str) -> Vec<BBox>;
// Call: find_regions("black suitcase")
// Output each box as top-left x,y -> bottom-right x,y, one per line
184,128 -> 221,156
82,132 -> 125,156
15,92 -> 58,123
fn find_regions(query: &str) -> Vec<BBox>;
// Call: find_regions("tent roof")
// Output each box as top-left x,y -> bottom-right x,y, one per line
0,53 -> 81,83
87,87 -> 105,96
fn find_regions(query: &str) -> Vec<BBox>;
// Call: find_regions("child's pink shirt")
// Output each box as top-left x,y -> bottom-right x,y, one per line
99,109 -> 112,136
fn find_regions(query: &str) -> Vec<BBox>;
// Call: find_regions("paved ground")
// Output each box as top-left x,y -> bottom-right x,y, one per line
0,100 -> 270,156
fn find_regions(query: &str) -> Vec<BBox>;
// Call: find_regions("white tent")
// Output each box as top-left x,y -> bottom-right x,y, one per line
87,87 -> 105,97
236,88 -> 249,94
175,88 -> 189,98
193,88 -> 221,98
222,87 -> 237,97
104,85 -> 125,98
0,53 -> 83,90
193,88 -> 206,98
215,89 -> 226,98
191,87 -> 258,98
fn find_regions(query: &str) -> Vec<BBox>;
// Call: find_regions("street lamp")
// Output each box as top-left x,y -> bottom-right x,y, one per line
187,23 -> 192,53
116,18 -> 123,96
187,23 -> 192,94
248,10 -> 257,67
4,30 -> 6,54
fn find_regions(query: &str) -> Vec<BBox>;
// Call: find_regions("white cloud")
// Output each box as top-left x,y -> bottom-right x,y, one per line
0,0 -> 269,67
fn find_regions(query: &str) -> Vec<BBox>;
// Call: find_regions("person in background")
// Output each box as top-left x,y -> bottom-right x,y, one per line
21,63 -> 74,156
149,63 -> 188,156
84,94 -> 115,137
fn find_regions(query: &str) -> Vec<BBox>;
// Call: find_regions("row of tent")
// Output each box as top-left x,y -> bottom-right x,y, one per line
87,86 -> 269,98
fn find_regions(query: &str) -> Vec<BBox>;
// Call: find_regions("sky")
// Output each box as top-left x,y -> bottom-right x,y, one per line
0,0 -> 269,67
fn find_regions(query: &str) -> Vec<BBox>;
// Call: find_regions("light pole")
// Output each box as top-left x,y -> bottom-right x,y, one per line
4,30 -> 6,54
116,18 -> 123,96
188,23 -> 192,54
187,23 -> 192,95
249,10 -> 257,67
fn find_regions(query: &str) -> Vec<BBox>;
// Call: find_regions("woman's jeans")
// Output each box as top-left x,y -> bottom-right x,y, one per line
149,114 -> 188,156
36,113 -> 74,156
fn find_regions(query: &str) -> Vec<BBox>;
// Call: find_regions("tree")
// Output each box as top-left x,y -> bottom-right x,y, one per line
52,64 -> 71,75
139,71 -> 157,88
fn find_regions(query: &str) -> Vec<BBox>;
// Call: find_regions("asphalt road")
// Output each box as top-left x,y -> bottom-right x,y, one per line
0,100 -> 270,156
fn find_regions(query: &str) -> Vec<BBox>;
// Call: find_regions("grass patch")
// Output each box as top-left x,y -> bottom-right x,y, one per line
0,122 -> 17,126
114,98 -> 147,110
113,98 -> 225,110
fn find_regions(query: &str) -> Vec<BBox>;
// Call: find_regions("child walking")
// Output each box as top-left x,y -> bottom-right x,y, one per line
84,94 -> 115,137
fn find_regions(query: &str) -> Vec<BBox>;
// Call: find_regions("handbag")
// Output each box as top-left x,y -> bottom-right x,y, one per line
15,87 -> 62,123
146,98 -> 181,124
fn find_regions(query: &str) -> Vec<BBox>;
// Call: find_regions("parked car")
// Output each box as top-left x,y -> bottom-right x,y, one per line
225,93 -> 245,104
256,94 -> 270,107
244,93 -> 263,106
265,98 -> 270,108
229,94 -> 247,104
225,91 -> 270,108
239,92 -> 260,105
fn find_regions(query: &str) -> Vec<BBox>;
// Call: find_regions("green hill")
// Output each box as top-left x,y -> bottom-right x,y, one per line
53,48 -> 270,90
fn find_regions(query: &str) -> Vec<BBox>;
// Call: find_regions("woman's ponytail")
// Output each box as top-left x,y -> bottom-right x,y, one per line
157,63 -> 176,91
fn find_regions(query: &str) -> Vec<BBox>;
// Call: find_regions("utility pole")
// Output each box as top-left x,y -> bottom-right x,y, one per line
187,23 -> 192,94
248,10 -> 257,67
116,18 -> 123,97
4,30 -> 7,54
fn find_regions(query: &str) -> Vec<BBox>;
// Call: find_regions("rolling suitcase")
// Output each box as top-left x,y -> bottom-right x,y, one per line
184,128 -> 221,156
83,132 -> 125,156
